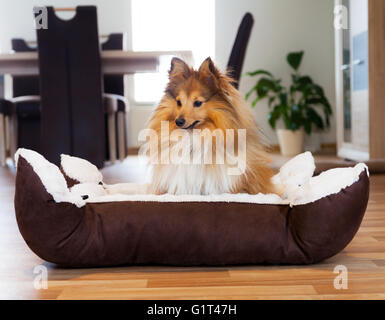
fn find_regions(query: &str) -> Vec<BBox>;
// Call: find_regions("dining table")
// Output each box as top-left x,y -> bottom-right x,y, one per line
0,50 -> 193,76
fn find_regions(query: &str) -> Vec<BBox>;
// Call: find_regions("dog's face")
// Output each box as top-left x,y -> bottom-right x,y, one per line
150,57 -> 240,132
171,78 -> 212,130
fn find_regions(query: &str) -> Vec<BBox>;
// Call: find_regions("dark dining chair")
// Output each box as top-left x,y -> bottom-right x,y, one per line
36,6 -> 107,167
0,39 -> 41,162
227,12 -> 254,88
11,39 -> 41,153
102,33 -> 124,96
101,33 -> 129,162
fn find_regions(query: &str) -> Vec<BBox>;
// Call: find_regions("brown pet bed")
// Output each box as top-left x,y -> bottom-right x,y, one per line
14,149 -> 369,267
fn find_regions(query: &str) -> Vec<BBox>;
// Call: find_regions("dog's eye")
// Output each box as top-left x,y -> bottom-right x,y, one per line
194,101 -> 202,107
177,100 -> 182,107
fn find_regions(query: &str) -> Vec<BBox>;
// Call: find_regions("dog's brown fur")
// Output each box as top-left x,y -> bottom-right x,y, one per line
147,57 -> 277,195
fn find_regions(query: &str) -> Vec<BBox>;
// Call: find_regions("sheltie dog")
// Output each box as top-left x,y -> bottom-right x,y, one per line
144,57 -> 278,195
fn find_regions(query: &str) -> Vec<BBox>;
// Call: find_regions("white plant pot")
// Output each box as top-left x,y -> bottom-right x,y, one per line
276,129 -> 305,156
304,131 -> 321,153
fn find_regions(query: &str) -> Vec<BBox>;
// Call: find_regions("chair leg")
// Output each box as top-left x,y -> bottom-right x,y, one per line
107,113 -> 117,164
124,111 -> 131,152
0,114 -> 6,166
8,114 -> 18,165
4,116 -> 9,153
117,111 -> 125,162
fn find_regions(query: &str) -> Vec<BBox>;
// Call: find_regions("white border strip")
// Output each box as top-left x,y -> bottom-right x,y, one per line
87,192 -> 288,205
15,148 -> 368,208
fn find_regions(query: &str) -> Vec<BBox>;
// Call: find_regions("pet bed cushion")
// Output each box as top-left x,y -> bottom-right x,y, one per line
14,149 -> 369,267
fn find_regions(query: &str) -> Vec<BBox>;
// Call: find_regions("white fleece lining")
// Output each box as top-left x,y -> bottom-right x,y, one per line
61,154 -> 103,183
87,192 -> 287,205
289,163 -> 368,206
15,149 -> 86,208
15,148 -> 368,208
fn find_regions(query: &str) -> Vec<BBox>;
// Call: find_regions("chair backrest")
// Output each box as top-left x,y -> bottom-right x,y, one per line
227,13 -> 254,89
101,33 -> 124,95
36,6 -> 105,168
101,33 -> 125,160
11,39 -> 41,152
11,39 -> 39,97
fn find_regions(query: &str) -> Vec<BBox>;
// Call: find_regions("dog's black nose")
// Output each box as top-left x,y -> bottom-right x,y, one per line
175,118 -> 186,127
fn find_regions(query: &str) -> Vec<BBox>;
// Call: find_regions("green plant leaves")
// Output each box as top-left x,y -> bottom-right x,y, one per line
251,95 -> 266,107
245,50 -> 332,134
289,104 -> 303,131
303,121 -> 311,134
287,51 -> 304,71
307,107 -> 324,130
268,96 -> 275,107
245,69 -> 273,77
268,105 -> 281,129
244,76 -> 282,107
279,92 -> 287,106
245,84 -> 258,101
257,78 -> 280,94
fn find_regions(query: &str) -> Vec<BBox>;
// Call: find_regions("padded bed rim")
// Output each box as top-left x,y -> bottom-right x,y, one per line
14,156 -> 369,267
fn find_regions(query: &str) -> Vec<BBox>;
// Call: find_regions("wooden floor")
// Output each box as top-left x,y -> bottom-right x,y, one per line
1,156 -> 385,300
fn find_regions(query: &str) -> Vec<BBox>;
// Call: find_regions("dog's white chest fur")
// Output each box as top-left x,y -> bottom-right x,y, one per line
149,130 -> 242,195
151,163 -> 236,195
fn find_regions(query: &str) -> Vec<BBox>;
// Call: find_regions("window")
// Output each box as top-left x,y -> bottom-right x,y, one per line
131,0 -> 215,103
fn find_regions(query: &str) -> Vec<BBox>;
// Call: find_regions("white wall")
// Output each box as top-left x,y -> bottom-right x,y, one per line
0,0 -> 132,52
215,0 -> 336,145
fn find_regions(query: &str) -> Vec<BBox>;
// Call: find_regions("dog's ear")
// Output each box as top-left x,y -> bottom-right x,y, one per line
198,57 -> 220,76
198,57 -> 220,88
169,57 -> 191,80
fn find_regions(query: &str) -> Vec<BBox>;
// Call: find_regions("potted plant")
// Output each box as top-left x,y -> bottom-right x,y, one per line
245,51 -> 332,156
